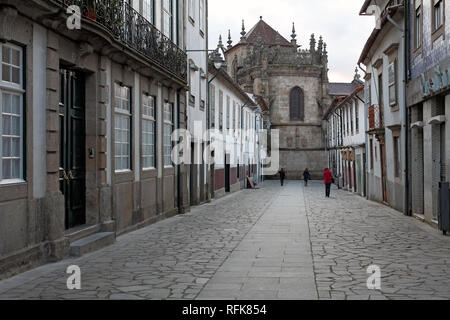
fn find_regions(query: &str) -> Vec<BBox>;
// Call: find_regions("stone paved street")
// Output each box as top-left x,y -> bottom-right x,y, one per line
0,181 -> 449,300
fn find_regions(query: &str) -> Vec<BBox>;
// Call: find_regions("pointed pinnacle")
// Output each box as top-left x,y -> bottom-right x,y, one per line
227,30 -> 233,48
291,22 -> 296,39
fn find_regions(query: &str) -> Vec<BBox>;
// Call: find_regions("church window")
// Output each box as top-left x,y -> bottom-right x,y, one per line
289,87 -> 304,121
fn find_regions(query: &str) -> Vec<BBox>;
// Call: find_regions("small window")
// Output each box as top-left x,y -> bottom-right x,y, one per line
369,138 -> 374,170
355,102 -> 359,133
350,104 -> 354,135
388,60 -> 397,106
1,45 -> 22,87
226,96 -> 230,130
142,94 -> 156,170
414,4 -> 422,49
199,0 -> 205,32
219,90 -> 223,130
114,83 -> 132,172
188,0 -> 196,21
393,136 -> 401,178
163,101 -> 174,167
210,84 -> 215,128
433,0 -> 444,32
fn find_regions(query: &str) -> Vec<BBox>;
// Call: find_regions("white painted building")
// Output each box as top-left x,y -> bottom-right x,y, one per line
359,0 -> 407,212
208,62 -> 263,198
325,75 -> 366,196
186,0 -> 209,206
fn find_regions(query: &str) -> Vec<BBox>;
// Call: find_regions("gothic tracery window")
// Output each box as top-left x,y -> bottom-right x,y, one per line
289,87 -> 304,121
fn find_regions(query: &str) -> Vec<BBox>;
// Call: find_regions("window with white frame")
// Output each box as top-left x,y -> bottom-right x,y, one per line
226,96 -> 230,130
350,104 -> 354,135
414,1 -> 422,49
433,0 -> 443,32
142,0 -> 155,24
210,84 -> 215,128
163,0 -> 174,40
1,43 -> 24,184
114,83 -> 132,171
388,59 -> 397,106
188,0 -> 196,21
163,101 -> 174,167
199,0 -> 205,32
142,93 -> 156,169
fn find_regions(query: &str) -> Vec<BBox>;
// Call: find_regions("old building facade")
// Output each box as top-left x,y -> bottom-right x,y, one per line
186,0 -> 209,207
208,60 -> 263,198
222,18 -> 330,179
0,0 -> 188,279
407,0 -> 450,226
325,74 -> 366,196
359,0 -> 407,213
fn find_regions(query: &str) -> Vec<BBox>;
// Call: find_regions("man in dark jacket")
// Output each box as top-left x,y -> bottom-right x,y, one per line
303,169 -> 311,186
323,168 -> 333,197
279,168 -> 286,186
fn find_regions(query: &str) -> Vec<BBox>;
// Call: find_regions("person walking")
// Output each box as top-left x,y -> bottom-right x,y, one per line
323,168 -> 333,198
279,168 -> 286,186
303,168 -> 311,186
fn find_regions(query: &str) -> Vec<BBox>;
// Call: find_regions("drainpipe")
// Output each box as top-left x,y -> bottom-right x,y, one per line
387,3 -> 410,216
403,1 -> 410,216
177,89 -> 184,214
359,62 -> 370,200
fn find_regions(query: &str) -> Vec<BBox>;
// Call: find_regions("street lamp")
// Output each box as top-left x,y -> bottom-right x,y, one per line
207,49 -> 227,130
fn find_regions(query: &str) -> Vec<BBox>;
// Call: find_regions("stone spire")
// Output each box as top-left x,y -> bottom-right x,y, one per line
227,30 -> 233,49
290,22 -> 297,47
240,20 -> 246,41
217,34 -> 223,50
309,34 -> 316,52
318,36 -> 323,54
323,42 -> 328,60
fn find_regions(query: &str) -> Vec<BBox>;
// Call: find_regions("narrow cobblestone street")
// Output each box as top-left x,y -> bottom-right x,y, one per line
0,181 -> 449,300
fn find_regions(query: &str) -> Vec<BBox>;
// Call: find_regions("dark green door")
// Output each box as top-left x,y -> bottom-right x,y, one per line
59,69 -> 86,230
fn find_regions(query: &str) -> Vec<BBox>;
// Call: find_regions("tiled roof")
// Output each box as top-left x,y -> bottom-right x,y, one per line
241,19 -> 292,47
328,79 -> 363,96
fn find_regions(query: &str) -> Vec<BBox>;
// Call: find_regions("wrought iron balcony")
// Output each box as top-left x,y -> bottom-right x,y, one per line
54,0 -> 187,81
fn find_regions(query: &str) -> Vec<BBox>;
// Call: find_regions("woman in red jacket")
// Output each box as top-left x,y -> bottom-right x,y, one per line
323,168 -> 333,198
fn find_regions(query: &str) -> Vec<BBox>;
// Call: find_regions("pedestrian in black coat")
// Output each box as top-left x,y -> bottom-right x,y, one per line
303,168 -> 311,186
279,168 -> 286,186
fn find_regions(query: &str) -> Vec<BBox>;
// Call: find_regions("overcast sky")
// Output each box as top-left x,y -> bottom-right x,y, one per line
208,0 -> 375,83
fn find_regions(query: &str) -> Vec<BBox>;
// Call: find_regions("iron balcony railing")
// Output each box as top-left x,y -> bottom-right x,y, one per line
54,0 -> 187,81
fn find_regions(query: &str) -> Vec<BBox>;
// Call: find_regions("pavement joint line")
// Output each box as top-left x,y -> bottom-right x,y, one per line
193,183 -> 284,300
300,182 -> 320,300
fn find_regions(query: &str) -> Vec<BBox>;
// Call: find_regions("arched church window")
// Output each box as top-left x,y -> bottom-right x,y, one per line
290,87 -> 304,121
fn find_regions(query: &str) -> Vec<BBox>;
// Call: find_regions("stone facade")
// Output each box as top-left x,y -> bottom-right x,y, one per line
0,0 -> 188,279
222,18 -> 330,179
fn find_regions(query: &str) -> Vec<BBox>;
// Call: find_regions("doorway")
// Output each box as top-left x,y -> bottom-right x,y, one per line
380,141 -> 388,203
225,154 -> 230,193
59,69 -> 86,230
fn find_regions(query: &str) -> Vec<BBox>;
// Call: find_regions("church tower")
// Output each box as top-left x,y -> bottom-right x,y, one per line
223,17 -> 331,179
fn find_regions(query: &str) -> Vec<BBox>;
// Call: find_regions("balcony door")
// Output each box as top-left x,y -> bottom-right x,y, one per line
59,69 -> 86,230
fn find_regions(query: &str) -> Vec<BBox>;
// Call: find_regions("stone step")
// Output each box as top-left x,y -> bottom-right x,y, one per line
69,232 -> 116,257
65,224 -> 102,244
